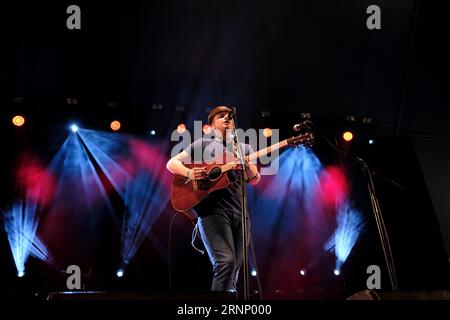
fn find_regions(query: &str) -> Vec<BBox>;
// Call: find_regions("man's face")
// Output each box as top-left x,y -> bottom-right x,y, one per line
211,111 -> 232,132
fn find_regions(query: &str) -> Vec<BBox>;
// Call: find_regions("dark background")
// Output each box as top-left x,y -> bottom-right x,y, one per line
0,0 -> 447,299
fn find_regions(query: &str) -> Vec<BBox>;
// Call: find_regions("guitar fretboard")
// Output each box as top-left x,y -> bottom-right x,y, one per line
246,139 -> 288,162
219,139 -> 288,173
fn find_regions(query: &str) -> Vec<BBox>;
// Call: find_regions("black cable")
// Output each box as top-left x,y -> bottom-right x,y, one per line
168,212 -> 178,292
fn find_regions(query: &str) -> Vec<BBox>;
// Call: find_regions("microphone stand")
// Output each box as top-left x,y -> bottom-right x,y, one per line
299,120 -> 400,291
229,108 -> 250,300
355,156 -> 399,291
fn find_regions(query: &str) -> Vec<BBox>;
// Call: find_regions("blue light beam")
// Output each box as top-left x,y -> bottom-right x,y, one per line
249,146 -> 324,266
324,202 -> 364,270
3,200 -> 50,276
77,129 -> 171,265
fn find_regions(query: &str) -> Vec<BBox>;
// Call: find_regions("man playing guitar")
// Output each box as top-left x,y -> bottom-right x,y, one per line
166,105 -> 260,295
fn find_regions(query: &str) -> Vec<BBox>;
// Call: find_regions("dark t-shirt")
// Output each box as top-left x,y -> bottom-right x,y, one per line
184,138 -> 254,217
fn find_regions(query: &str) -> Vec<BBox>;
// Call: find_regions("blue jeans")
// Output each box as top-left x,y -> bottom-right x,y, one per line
197,211 -> 245,292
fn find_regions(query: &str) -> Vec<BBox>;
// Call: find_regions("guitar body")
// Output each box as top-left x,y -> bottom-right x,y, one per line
171,162 -> 231,213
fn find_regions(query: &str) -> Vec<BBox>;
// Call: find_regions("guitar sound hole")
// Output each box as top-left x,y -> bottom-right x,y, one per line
208,167 -> 222,181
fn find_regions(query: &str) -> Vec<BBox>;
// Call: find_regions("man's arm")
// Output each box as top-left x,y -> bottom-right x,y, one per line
245,162 -> 260,185
166,151 -> 207,180
244,144 -> 260,185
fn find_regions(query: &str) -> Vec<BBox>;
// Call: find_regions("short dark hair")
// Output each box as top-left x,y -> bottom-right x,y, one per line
208,106 -> 232,125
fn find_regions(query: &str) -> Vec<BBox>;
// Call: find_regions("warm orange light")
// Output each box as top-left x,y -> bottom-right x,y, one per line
12,115 -> 25,127
202,124 -> 211,135
343,131 -> 353,142
110,120 -> 121,131
177,124 -> 186,134
263,128 -> 272,138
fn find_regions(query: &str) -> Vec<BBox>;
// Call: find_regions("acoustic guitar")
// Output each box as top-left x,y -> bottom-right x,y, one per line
170,132 -> 314,220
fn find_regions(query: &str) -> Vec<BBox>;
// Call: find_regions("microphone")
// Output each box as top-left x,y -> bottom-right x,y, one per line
225,108 -> 235,120
293,121 -> 311,132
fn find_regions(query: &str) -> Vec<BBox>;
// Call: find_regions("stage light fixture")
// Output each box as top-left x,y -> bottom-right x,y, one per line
299,269 -> 306,276
369,139 -> 374,145
150,130 -> 156,136
70,124 -> 79,133
177,124 -> 186,134
263,128 -> 272,138
12,115 -> 25,127
66,97 -> 78,105
261,110 -> 271,117
362,117 -> 373,124
110,120 -> 121,131
333,269 -> 341,276
301,112 -> 311,119
116,268 -> 125,278
17,271 -> 25,278
251,270 -> 257,277
343,131 -> 353,142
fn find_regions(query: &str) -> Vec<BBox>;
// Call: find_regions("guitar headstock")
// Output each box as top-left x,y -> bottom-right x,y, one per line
287,132 -> 315,147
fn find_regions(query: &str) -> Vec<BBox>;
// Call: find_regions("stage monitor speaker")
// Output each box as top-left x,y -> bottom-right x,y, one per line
347,289 -> 450,300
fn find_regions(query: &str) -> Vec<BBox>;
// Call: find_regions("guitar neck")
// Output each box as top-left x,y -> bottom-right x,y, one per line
220,139 -> 288,173
246,139 -> 288,162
